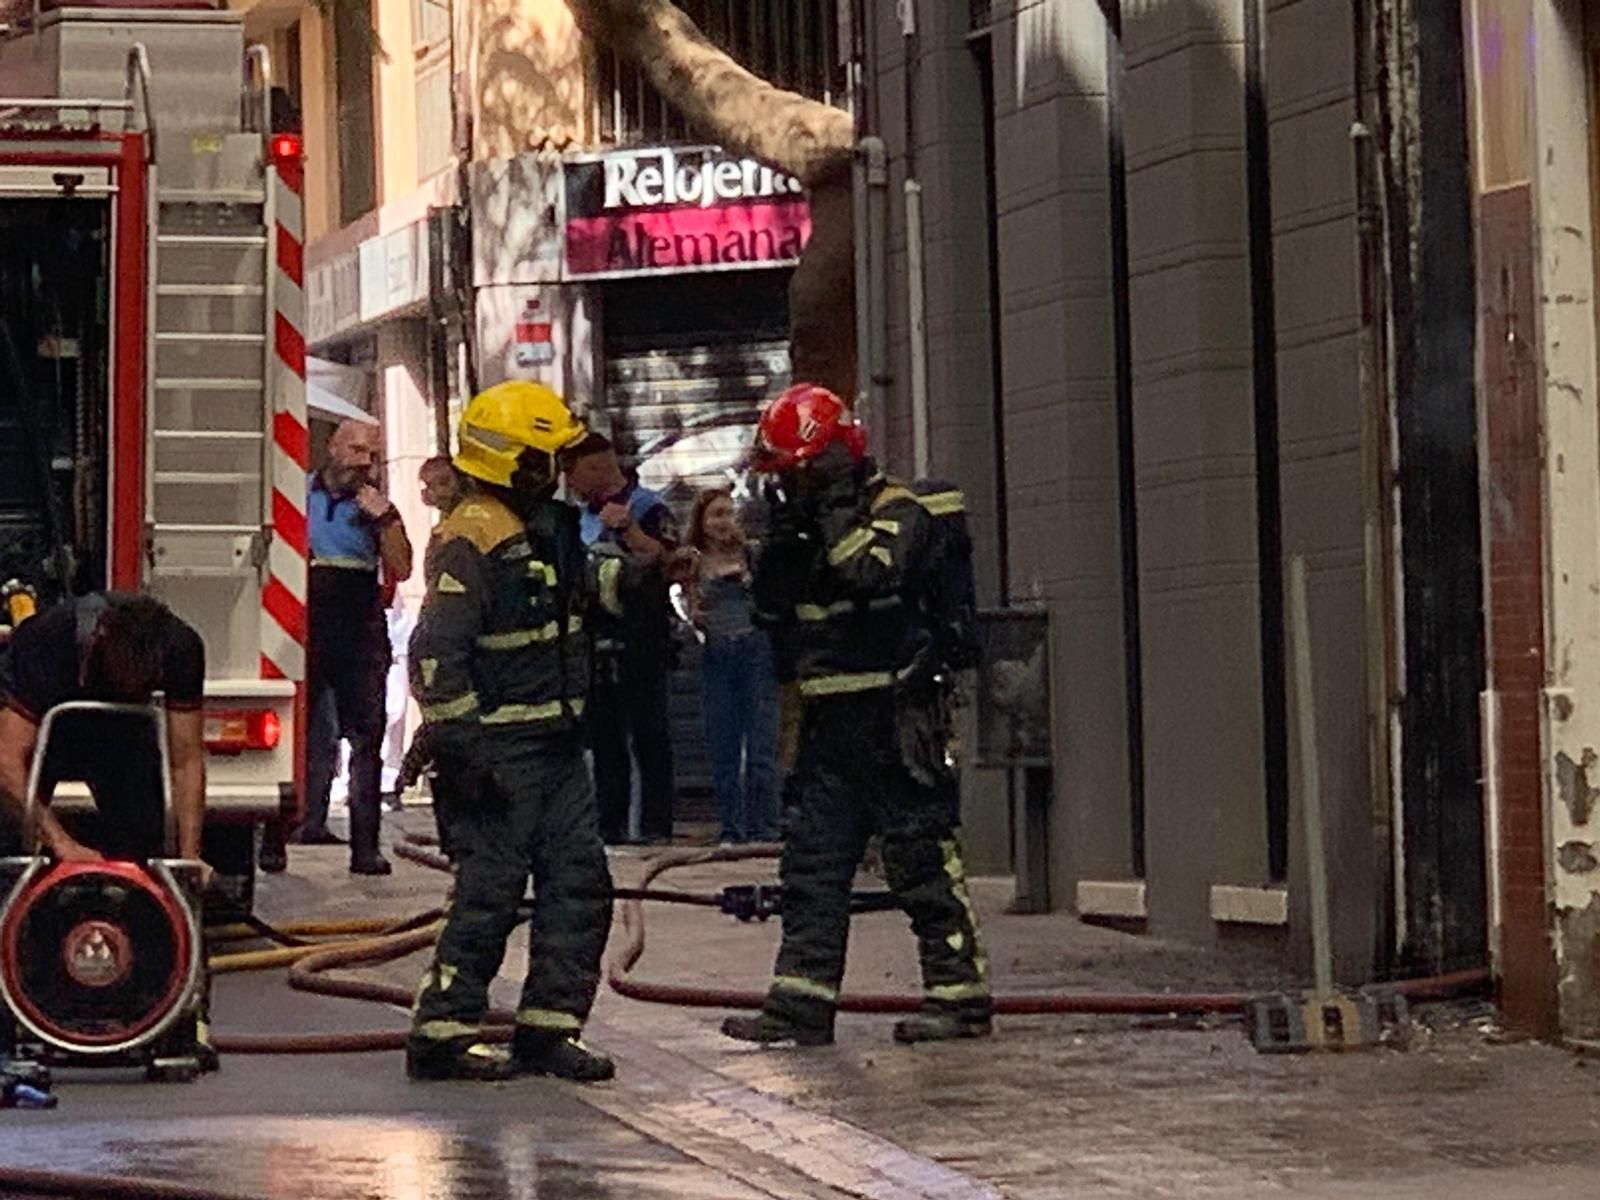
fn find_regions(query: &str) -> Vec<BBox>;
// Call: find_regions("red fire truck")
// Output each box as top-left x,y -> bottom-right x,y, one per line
0,2 -> 308,906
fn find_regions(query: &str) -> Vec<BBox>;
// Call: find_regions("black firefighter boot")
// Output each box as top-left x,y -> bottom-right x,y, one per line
406,1038 -> 516,1082
721,1010 -> 835,1048
258,819 -> 287,875
511,1030 -> 616,1082
892,1002 -> 994,1044
347,790 -> 392,876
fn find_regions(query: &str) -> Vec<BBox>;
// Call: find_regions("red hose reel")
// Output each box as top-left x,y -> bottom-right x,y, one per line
0,859 -> 201,1061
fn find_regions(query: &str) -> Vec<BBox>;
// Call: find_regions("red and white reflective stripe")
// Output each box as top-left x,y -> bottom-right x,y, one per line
263,157 -> 308,681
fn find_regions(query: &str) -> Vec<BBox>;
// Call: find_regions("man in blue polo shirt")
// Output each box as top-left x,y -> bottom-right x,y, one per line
263,418 -> 412,875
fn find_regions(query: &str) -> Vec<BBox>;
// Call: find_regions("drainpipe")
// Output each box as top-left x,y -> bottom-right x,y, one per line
901,0 -> 929,478
1350,26 -> 1398,970
854,138 -> 890,435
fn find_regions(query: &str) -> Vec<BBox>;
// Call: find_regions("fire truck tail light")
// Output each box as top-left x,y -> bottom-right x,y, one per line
270,133 -> 302,164
204,709 -> 280,754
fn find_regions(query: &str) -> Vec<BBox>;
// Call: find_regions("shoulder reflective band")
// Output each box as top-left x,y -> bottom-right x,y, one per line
918,490 -> 965,516
872,484 -> 918,510
827,527 -> 875,566
798,671 -> 894,697
871,519 -> 901,535
421,692 -> 480,721
481,697 -> 586,725
475,623 -> 560,650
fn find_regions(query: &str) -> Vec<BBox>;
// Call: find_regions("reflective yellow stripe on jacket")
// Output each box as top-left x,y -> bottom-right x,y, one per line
798,671 -> 894,698
481,697 -> 586,725
421,692 -> 480,721
475,623 -> 561,650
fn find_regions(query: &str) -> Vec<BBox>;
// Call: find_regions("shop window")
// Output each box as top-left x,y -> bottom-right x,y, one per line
413,0 -> 452,182
411,0 -> 450,50
334,0 -> 377,225
416,61 -> 452,181
592,0 -> 844,146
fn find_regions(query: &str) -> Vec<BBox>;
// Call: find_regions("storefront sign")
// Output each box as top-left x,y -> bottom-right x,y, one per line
306,220 -> 434,347
564,146 -> 810,280
359,222 -> 430,323
514,297 -> 554,366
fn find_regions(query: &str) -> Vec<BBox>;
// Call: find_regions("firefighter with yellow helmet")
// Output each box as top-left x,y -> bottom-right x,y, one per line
402,380 -> 625,1083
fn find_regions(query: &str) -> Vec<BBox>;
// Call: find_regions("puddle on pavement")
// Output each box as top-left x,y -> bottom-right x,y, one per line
0,1116 -> 720,1200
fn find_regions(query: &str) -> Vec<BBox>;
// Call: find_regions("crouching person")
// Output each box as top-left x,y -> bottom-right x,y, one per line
0,592 -> 218,1070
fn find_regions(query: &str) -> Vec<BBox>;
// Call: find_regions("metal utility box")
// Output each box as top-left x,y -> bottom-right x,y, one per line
973,607 -> 1052,769
972,608 -> 1054,912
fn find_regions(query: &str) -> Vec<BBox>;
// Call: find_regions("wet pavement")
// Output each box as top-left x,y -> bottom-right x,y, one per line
2,977 -> 799,1200
8,809 -> 1600,1199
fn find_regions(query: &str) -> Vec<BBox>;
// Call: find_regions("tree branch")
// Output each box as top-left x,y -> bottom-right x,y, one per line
568,0 -> 853,185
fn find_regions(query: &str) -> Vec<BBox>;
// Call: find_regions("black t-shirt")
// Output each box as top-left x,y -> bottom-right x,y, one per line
0,595 -> 205,724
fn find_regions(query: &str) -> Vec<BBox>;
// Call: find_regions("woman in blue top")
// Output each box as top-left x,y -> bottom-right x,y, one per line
688,489 -> 781,844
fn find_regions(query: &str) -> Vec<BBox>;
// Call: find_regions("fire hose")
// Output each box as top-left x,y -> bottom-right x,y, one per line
197,839 -> 1489,1058
0,843 -> 1494,1200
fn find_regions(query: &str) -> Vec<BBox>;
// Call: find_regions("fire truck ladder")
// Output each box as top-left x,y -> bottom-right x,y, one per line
145,49 -> 273,678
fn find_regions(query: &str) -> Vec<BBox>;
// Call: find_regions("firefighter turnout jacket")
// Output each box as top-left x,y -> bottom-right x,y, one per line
755,470 -> 978,698
409,493 -> 626,752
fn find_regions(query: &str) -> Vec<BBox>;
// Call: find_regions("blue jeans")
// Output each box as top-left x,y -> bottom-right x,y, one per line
701,631 -> 781,842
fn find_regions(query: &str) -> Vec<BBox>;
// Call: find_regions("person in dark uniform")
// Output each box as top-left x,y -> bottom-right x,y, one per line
561,434 -> 680,845
0,592 -> 219,1068
402,381 -> 624,1084
263,418 -> 413,876
0,593 -> 208,867
721,384 -> 992,1048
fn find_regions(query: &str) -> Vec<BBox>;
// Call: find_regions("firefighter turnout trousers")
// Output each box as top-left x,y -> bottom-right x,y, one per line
409,733 -> 612,1055
763,692 -> 989,1032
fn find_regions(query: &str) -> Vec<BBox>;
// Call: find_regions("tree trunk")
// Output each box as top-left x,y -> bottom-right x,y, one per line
567,0 -> 859,402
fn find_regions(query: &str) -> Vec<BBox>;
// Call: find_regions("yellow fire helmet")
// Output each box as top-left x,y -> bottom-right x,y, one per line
453,380 -> 587,487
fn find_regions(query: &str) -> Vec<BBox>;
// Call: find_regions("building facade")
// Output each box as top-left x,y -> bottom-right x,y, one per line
228,0 -> 1600,1038
858,0 -> 1490,987
232,0 -> 841,813
1462,0 -> 1600,1042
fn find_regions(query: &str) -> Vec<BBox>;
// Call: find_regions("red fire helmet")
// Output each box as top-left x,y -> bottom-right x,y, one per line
752,384 -> 866,472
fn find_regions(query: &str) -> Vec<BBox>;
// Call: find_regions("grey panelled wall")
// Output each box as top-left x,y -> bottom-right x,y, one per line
987,4 -> 1136,896
864,0 -> 1383,963
1265,0 -> 1378,976
1122,0 -> 1268,938
869,0 -> 1013,874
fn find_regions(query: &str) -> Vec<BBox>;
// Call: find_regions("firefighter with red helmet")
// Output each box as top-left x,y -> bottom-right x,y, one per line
721,384 -> 991,1047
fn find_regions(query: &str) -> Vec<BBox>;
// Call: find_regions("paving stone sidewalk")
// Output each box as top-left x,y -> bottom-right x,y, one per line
255,815 -> 1600,1200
